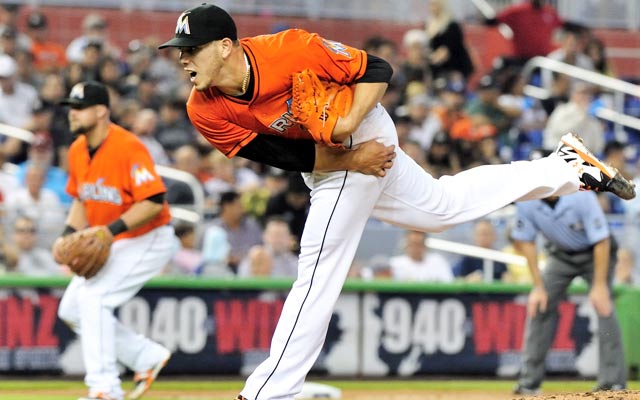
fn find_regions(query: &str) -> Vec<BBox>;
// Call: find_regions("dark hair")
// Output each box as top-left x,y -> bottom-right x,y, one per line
219,190 -> 240,207
604,140 -> 625,156
174,223 -> 195,238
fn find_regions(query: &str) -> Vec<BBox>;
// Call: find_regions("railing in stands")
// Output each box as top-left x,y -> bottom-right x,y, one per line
520,56 -> 640,138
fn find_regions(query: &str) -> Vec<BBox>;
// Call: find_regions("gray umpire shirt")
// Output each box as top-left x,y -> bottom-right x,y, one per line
511,191 -> 610,253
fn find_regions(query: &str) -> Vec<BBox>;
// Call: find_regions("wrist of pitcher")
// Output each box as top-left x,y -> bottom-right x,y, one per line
330,116 -> 355,144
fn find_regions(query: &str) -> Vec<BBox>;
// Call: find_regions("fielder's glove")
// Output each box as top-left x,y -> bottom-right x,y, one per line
291,69 -> 353,147
52,226 -> 114,279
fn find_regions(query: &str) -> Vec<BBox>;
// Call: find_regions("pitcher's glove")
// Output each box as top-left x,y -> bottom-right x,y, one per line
292,69 -> 353,147
52,226 -> 114,279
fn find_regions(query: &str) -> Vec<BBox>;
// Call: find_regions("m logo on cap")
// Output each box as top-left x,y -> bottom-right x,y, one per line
69,83 -> 86,99
175,11 -> 191,35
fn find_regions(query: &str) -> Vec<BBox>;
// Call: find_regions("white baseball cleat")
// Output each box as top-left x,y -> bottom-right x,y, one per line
555,132 -> 636,200
127,352 -> 171,399
78,392 -> 121,400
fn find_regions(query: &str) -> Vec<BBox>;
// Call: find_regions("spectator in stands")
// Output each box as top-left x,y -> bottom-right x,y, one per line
359,255 -> 393,281
96,56 -> 125,94
585,35 -> 614,77
5,215 -> 61,276
464,75 -> 512,141
401,139 -> 428,171
263,173 -> 310,246
390,230 -> 453,282
131,108 -> 170,166
541,25 -> 594,102
66,13 -> 120,64
0,3 -> 30,52
399,29 -> 430,87
4,163 -> 65,248
163,144 -> 201,205
238,216 -> 298,278
203,190 -> 262,273
483,0 -> 564,64
242,166 -> 289,221
204,148 -> 261,204
453,219 -> 507,281
37,73 -> 72,166
168,222 -> 205,275
155,96 -> 196,153
78,40 -> 104,82
403,91 -> 441,150
430,77 -> 468,136
497,68 -> 548,149
0,54 -> 39,160
425,0 -> 474,82
425,130 -> 461,178
0,150 -> 19,201
24,11 -> 67,74
16,131 -> 72,205
0,26 -> 19,57
542,82 -> 604,155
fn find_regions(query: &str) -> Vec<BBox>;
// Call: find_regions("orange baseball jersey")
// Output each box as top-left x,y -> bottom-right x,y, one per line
187,29 -> 367,157
66,123 -> 171,240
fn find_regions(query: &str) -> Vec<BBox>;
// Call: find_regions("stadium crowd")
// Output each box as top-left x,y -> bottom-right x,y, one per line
0,2 -> 638,285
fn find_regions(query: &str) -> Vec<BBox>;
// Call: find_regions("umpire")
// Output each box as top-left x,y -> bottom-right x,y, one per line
511,190 -> 626,394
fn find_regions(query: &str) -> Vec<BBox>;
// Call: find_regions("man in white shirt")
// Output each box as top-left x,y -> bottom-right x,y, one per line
390,230 -> 453,282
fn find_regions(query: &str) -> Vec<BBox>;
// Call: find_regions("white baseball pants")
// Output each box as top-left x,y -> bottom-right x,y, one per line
58,225 -> 177,398
241,105 -> 581,400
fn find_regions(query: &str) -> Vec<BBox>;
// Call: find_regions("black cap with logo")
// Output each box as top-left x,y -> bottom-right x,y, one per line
60,81 -> 110,109
158,3 -> 237,49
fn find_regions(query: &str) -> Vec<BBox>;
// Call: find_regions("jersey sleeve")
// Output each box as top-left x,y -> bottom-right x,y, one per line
295,30 -> 368,84
124,139 -> 167,201
187,103 -> 257,157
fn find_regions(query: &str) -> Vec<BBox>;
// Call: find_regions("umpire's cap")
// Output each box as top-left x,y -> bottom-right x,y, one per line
158,4 -> 237,49
60,81 -> 110,109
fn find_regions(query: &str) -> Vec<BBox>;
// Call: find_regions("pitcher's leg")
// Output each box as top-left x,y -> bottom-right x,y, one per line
241,172 -> 381,400
373,153 -> 579,231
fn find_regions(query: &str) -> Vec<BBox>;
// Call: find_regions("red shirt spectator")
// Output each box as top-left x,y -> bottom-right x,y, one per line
493,0 -> 563,60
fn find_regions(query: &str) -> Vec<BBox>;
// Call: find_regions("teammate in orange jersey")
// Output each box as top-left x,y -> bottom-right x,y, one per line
54,81 -> 176,400
158,4 -> 634,400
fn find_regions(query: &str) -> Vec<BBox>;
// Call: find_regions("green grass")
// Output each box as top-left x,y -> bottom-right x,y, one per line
0,379 -> 637,400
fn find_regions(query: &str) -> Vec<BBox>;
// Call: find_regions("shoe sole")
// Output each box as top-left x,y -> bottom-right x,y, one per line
561,134 -> 636,200
127,354 -> 171,400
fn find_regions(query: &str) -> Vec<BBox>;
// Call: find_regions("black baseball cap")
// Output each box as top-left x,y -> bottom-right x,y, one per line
158,3 -> 237,49
27,12 -> 48,29
60,81 -> 110,109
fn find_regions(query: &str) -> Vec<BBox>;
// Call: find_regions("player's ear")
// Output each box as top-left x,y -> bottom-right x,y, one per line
96,104 -> 109,118
219,38 -> 234,58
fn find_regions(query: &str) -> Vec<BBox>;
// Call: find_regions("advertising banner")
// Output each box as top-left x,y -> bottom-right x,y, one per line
0,286 -> 599,377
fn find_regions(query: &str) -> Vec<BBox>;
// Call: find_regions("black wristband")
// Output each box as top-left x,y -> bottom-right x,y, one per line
61,225 -> 77,237
107,218 -> 128,236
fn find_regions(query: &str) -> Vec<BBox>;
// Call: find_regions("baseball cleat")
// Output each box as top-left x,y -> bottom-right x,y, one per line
513,384 -> 541,395
127,353 -> 171,399
556,132 -> 636,200
78,393 -> 121,400
235,396 -> 248,400
592,383 -> 626,392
